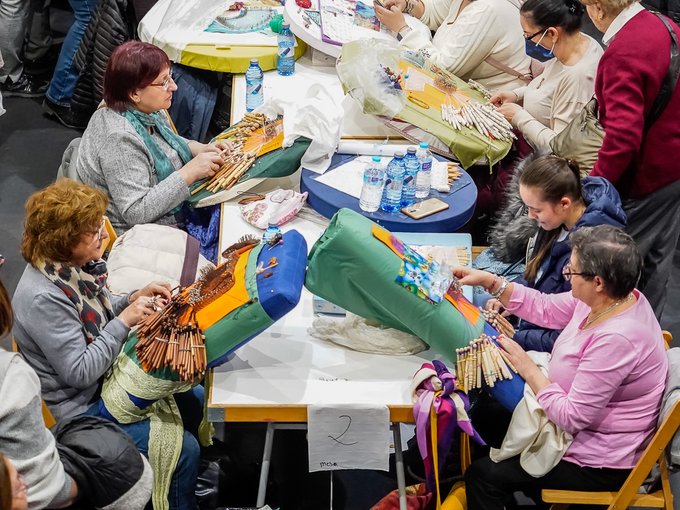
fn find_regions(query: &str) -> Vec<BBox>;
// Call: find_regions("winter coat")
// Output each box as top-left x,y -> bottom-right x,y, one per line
513,176 -> 627,352
72,0 -> 135,115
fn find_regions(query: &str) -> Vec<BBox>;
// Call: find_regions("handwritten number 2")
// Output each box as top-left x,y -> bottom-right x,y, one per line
328,414 -> 358,446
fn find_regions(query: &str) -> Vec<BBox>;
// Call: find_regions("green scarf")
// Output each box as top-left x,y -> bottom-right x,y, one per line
122,109 -> 193,183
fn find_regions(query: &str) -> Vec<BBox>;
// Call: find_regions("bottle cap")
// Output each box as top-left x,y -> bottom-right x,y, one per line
419,141 -> 429,148
250,58 -> 259,64
282,23 -> 290,29
394,151 -> 405,158
407,147 -> 417,153
371,155 -> 381,162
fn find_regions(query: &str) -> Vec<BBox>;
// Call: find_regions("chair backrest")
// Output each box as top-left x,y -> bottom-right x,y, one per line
100,216 -> 117,255
608,399 -> 680,509
11,339 -> 57,428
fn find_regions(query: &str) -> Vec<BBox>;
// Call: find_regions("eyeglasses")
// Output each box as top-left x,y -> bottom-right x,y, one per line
524,28 -> 547,41
87,218 -> 106,241
150,74 -> 174,91
562,262 -> 595,282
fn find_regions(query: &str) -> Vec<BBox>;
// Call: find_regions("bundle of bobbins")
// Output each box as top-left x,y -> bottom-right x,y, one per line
135,236 -> 260,381
455,334 -> 517,392
441,101 -> 516,142
480,308 -> 515,339
190,113 -> 272,196
447,162 -> 461,187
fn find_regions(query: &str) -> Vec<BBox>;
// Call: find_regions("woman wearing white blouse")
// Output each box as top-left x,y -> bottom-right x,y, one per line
491,0 -> 603,151
375,0 -> 533,90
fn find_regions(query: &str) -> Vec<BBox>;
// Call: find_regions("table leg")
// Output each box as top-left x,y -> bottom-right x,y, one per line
257,422 -> 276,508
392,424 -> 407,510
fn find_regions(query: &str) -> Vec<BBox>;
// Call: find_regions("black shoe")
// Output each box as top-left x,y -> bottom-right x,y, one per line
43,98 -> 89,130
0,73 -> 48,98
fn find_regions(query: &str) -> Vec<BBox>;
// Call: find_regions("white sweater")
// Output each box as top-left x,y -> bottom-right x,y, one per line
511,35 -> 603,150
399,0 -> 532,90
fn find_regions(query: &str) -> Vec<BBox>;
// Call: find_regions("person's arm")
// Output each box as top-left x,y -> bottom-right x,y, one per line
536,332 -> 639,435
22,292 -> 129,390
98,131 -> 190,226
590,49 -> 647,184
399,2 -> 498,77
0,355 -> 76,509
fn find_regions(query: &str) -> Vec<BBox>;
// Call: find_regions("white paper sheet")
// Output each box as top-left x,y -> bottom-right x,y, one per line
336,141 -> 413,157
314,156 -> 374,199
308,403 -> 390,472
404,66 -> 434,92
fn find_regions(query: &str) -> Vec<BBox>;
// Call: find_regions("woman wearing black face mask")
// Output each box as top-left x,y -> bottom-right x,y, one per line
489,0 -> 603,152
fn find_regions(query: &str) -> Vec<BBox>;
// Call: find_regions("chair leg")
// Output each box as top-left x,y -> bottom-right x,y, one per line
660,456 -> 673,510
549,505 -> 570,510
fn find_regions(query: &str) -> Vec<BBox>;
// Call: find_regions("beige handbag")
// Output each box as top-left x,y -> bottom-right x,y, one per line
550,97 -> 604,177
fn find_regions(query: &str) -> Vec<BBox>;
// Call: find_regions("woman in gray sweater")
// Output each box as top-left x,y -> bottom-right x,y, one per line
12,179 -> 200,510
75,40 -> 231,233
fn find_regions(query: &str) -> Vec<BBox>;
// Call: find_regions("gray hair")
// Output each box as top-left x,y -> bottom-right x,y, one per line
569,225 -> 642,299
593,0 -> 639,18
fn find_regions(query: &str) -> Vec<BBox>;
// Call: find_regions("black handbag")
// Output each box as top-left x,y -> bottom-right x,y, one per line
550,12 -> 680,175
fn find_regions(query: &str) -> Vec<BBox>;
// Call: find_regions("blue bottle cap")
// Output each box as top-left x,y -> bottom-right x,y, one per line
371,155 -> 381,162
419,142 -> 429,148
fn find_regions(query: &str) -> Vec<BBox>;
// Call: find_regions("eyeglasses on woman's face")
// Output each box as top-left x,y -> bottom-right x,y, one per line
149,73 -> 174,91
524,28 -> 547,41
562,262 -> 595,282
86,218 -> 106,242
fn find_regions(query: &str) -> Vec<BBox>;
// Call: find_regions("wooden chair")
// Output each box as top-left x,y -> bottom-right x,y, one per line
542,399 -> 680,509
100,216 -> 117,256
11,339 -> 57,429
471,246 -> 486,262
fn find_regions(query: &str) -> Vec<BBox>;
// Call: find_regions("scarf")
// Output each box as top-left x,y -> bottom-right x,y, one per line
121,109 -> 193,183
38,259 -> 114,343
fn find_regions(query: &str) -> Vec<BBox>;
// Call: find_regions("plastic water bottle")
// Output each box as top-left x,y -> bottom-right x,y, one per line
277,24 -> 296,76
245,59 -> 264,112
415,142 -> 432,199
380,152 -> 406,213
262,223 -> 281,243
401,146 -> 419,207
359,156 -> 385,213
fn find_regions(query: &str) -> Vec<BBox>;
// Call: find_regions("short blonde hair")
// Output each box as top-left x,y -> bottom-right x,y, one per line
21,179 -> 108,266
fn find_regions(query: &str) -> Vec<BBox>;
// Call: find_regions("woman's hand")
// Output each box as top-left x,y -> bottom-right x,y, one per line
498,336 -> 551,393
452,266 -> 495,289
490,91 -> 519,107
188,140 -> 234,157
374,4 -> 408,33
486,298 -> 503,313
497,103 -> 523,123
178,152 -> 225,185
130,281 -> 172,303
382,0 -> 407,11
118,296 -> 159,328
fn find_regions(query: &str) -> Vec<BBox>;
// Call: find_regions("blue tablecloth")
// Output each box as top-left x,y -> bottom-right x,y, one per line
300,154 -> 478,232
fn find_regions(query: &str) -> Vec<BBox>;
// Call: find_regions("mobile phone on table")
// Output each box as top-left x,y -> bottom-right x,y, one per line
401,197 -> 449,219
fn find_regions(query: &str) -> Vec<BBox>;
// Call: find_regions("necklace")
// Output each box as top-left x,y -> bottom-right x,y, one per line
583,294 -> 633,329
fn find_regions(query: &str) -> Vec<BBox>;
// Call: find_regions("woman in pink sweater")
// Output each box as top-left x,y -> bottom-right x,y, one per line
457,225 -> 668,509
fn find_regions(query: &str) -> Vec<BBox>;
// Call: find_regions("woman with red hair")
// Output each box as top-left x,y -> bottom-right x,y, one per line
75,40 -> 231,234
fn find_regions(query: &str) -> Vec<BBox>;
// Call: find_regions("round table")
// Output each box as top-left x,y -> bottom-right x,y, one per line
301,154 -> 477,232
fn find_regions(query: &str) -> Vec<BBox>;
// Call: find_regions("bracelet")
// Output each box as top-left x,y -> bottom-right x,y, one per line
396,25 -> 413,41
491,276 -> 509,299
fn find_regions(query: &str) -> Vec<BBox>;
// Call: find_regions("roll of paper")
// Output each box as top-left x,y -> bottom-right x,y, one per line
335,141 -> 415,157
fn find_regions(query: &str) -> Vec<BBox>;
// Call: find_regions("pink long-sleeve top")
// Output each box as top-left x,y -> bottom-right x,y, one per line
505,285 -> 668,469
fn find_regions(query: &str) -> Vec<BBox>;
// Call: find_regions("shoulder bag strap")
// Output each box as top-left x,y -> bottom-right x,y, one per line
646,12 -> 680,129
180,234 -> 201,287
484,56 -> 533,84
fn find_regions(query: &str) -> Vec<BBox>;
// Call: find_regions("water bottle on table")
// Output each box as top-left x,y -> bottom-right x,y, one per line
277,23 -> 296,76
359,156 -> 385,213
245,58 -> 264,112
415,142 -> 432,199
401,146 -> 419,207
380,152 -> 406,213
262,223 -> 281,243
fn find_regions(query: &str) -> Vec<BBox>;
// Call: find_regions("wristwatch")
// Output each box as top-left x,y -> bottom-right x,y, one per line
396,25 -> 413,41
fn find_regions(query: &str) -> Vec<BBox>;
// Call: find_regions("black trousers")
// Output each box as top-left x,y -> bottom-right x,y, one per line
465,455 -> 631,510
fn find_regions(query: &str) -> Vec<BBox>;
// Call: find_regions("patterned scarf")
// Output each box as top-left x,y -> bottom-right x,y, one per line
121,109 -> 193,183
38,260 -> 114,343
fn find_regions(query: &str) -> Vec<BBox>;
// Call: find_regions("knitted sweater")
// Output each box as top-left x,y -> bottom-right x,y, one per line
12,264 -> 131,421
0,351 -> 73,509
399,0 -> 532,90
76,107 -> 190,233
590,8 -> 680,198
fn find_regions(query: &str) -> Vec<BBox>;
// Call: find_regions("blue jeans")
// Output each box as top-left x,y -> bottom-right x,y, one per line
46,0 -> 96,105
86,386 -> 203,510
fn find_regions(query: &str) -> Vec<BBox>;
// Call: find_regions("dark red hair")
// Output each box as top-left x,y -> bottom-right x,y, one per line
103,41 -> 172,112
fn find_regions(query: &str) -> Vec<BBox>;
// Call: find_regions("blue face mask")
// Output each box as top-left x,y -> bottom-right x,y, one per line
525,29 -> 555,62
